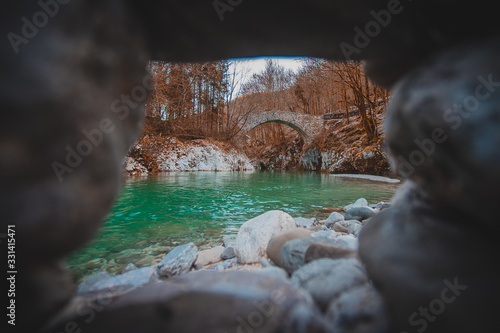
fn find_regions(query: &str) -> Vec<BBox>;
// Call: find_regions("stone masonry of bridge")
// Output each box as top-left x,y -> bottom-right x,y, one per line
238,110 -> 325,144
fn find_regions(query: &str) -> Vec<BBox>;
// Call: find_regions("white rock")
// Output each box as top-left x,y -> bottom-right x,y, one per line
123,156 -> 148,175
331,174 -> 400,184
234,211 -> 297,264
325,212 -> 345,228
343,198 -> 368,211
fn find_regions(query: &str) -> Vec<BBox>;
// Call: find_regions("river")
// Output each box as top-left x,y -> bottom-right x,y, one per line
67,171 -> 398,280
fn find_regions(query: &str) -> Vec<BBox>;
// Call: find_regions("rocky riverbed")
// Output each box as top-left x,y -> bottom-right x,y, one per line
71,197 -> 391,332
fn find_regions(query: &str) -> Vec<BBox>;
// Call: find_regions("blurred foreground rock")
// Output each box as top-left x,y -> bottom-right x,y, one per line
3,0 -> 500,332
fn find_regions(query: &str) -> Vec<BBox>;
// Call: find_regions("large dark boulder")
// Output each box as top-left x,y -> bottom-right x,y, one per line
45,270 -> 329,333
360,36 -> 500,332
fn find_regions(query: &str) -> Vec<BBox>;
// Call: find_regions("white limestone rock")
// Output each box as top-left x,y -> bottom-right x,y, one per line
234,211 -> 297,264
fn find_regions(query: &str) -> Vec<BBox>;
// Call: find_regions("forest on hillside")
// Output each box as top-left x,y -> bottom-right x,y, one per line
143,59 -> 389,146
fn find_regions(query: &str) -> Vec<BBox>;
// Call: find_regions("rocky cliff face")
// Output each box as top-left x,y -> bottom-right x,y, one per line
302,146 -> 390,175
246,138 -> 390,175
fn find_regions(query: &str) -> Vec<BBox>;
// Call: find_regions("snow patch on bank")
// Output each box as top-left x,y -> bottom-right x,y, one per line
158,141 -> 254,171
124,138 -> 254,174
330,174 -> 400,183
123,157 -> 148,176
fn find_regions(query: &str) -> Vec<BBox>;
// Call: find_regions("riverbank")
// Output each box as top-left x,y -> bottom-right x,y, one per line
123,107 -> 393,175
67,172 -> 398,282
124,136 -> 254,175
123,136 -> 392,176
75,197 -> 392,331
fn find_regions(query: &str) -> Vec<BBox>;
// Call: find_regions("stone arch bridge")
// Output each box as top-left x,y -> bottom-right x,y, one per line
238,110 -> 325,144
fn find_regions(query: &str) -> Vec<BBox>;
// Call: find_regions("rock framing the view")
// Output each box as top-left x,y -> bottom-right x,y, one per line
3,0 -> 499,332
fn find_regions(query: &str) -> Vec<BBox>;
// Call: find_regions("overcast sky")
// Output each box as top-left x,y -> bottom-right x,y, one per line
229,56 -> 305,97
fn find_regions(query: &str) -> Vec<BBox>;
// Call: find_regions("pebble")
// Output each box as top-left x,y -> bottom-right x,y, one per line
332,220 -> 359,233
220,246 -> 236,260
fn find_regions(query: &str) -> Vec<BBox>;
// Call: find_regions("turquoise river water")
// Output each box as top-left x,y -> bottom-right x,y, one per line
67,171 -> 398,280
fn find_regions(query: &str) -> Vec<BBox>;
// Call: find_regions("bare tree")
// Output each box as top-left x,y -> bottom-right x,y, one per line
239,59 -> 297,144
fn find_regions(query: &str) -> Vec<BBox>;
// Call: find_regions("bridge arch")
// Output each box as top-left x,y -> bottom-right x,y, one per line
239,111 -> 324,142
246,119 -> 309,138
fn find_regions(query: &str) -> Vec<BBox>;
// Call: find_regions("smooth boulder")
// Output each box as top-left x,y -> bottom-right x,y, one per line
325,212 -> 345,228
266,228 -> 312,267
291,258 -> 368,311
234,211 -> 297,264
280,236 -> 338,274
47,270 -> 329,333
345,207 -> 377,221
326,284 -> 389,333
343,198 -> 368,211
305,243 -> 357,262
